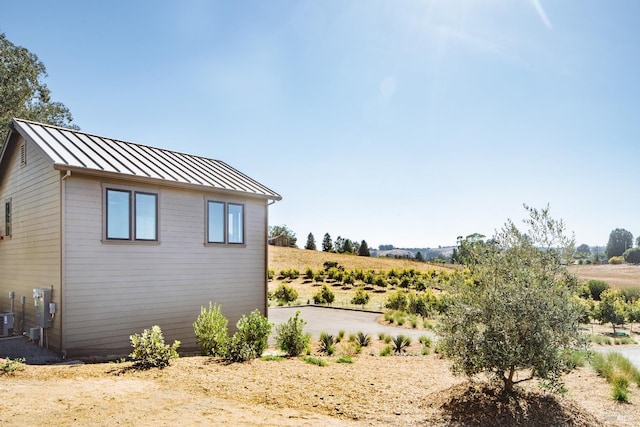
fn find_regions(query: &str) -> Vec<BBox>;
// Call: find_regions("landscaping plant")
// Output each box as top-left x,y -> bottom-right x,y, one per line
129,325 -> 180,369
193,302 -> 229,356
438,205 -> 584,393
275,311 -> 311,357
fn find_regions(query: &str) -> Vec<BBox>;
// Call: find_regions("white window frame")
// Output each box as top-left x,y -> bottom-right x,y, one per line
102,185 -> 159,243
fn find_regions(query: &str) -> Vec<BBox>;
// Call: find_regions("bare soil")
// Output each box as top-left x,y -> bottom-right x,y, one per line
2,337 -> 640,427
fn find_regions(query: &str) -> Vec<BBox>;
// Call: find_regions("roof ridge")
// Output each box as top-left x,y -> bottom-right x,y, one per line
12,118 -> 224,164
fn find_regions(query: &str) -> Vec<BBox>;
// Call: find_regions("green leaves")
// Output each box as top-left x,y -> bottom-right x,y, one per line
439,205 -> 582,393
0,33 -> 76,139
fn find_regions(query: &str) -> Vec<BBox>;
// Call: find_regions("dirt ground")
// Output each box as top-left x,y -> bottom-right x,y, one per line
2,336 -> 640,427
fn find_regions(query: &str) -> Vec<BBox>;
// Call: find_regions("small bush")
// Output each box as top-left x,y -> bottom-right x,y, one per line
129,325 -> 180,369
337,330 -> 345,342
385,290 -> 408,311
609,256 -> 625,265
419,335 -> 432,348
275,311 -> 311,357
268,268 -> 275,280
392,335 -> 411,354
227,310 -> 272,362
1,357 -> 25,374
612,382 -> 629,403
336,356 -> 353,364
319,332 -> 336,355
193,302 -> 229,356
356,332 -> 371,347
273,283 -> 299,304
303,356 -> 327,366
313,284 -> 335,305
351,287 -> 370,306
262,355 -> 284,361
379,345 -> 392,356
586,280 -> 610,301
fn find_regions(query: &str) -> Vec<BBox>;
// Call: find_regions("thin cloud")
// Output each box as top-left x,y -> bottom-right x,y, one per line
531,0 -> 553,30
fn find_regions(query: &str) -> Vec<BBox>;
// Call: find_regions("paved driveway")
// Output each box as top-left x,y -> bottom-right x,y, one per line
268,306 -> 436,343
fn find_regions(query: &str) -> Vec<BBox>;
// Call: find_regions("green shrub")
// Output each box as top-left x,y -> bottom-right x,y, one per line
609,256 -> 625,265
356,331 -> 370,347
313,284 -> 335,305
275,311 -> 310,357
336,356 -> 353,364
1,357 -> 25,374
385,290 -> 408,311
129,325 -> 180,369
351,287 -> 370,306
319,332 -> 336,355
273,283 -> 299,304
303,356 -> 327,366
268,268 -> 275,280
392,335 -> 411,354
227,310 -> 272,362
304,266 -> 314,279
379,345 -> 392,356
419,335 -> 432,348
586,280 -> 610,301
612,382 -> 629,403
193,302 -> 229,356
262,355 -> 284,361
337,330 -> 345,341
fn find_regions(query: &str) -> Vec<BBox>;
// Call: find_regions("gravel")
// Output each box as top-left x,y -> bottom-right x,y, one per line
0,336 -> 63,365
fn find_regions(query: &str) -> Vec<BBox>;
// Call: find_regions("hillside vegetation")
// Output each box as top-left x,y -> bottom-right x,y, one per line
268,246 -> 455,274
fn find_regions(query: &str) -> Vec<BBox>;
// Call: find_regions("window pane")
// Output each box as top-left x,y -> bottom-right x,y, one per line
135,192 -> 157,240
228,204 -> 244,244
107,189 -> 130,239
5,199 -> 11,237
208,201 -> 224,243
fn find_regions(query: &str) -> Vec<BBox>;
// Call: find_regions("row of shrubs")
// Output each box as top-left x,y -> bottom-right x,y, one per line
271,265 -> 459,292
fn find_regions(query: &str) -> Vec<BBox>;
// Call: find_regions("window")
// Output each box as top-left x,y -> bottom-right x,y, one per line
207,201 -> 244,244
105,188 -> 158,241
20,143 -> 26,166
4,198 -> 11,238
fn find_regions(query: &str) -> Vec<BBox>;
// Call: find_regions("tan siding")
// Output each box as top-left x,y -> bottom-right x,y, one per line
0,137 -> 61,348
63,176 -> 267,356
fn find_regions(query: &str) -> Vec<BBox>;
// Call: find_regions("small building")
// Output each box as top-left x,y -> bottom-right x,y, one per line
0,119 -> 281,357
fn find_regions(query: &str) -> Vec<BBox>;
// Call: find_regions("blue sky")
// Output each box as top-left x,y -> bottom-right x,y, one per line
3,1 -> 639,249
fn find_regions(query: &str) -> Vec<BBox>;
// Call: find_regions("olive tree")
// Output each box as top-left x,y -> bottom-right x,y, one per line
438,205 -> 583,393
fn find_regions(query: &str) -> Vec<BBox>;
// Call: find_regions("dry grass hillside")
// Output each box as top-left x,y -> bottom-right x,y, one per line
569,263 -> 640,289
268,246 -> 454,274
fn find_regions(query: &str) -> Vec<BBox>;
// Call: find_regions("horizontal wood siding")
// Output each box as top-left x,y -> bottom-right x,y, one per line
0,137 -> 61,347
63,176 -> 267,356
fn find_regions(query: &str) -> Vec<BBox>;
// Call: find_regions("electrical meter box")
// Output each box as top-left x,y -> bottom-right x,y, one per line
33,288 -> 52,328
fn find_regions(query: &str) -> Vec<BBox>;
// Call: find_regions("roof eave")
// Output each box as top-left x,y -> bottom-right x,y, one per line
53,164 -> 282,201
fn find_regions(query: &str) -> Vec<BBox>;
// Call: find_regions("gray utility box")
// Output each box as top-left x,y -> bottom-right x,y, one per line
33,288 -> 52,328
0,312 -> 14,336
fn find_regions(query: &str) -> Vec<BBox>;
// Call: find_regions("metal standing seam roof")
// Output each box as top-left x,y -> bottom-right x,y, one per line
10,119 -> 282,200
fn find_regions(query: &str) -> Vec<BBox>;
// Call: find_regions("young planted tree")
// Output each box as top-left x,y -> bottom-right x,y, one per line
597,289 -> 627,335
438,205 -> 583,393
